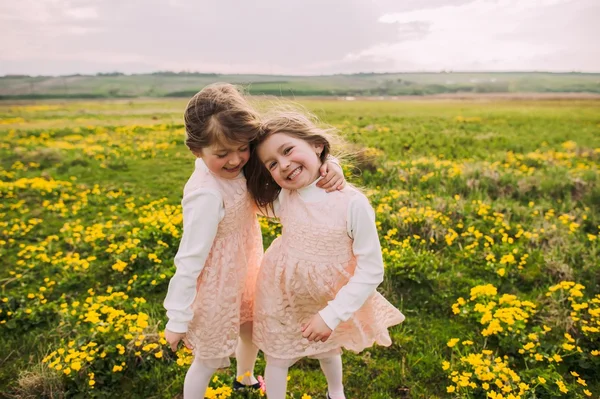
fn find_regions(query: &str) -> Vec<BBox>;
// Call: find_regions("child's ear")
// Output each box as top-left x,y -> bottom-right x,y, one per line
192,150 -> 202,158
314,143 -> 324,156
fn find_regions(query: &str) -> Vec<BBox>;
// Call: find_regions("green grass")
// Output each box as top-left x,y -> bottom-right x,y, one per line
2,72 -> 600,98
0,98 -> 599,398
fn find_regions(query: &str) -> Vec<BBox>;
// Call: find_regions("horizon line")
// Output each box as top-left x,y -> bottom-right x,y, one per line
2,70 -> 600,79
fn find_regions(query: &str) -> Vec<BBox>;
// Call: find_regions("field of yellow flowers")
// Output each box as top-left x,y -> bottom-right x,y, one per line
0,99 -> 599,399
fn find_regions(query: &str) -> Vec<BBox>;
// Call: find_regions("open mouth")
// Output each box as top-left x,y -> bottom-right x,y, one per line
223,164 -> 241,173
287,166 -> 302,180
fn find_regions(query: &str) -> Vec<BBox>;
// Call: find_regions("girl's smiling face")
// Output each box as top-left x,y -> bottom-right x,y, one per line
196,140 -> 249,179
257,132 -> 324,190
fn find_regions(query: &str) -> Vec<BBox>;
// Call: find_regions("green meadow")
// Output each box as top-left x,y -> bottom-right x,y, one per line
0,98 -> 599,398
1,72 -> 600,99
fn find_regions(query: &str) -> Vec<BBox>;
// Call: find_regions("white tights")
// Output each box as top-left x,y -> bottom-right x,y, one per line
235,322 -> 259,385
184,360 -> 217,398
264,355 -> 346,399
183,322 -> 258,398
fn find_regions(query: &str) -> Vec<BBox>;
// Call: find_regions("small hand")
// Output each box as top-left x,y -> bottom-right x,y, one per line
317,160 -> 346,193
301,314 -> 333,342
165,328 -> 193,352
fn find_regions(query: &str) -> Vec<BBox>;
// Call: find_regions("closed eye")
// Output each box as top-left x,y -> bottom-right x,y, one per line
268,161 -> 277,170
283,146 -> 293,155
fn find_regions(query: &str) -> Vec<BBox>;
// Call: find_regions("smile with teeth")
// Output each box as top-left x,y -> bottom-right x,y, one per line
287,166 -> 302,180
224,164 -> 241,172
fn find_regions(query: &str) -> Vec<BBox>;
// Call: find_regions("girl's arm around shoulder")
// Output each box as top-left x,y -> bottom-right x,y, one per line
316,155 -> 346,192
163,187 -> 224,333
318,193 -> 384,330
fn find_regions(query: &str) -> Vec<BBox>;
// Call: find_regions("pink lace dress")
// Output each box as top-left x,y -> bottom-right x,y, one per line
185,166 -> 263,361
253,187 -> 404,361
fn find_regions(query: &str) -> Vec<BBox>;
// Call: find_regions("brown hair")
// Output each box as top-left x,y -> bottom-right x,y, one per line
245,108 -> 340,209
183,83 -> 260,153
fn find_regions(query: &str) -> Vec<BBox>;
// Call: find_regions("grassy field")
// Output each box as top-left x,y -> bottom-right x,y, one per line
1,72 -> 600,99
0,98 -> 599,398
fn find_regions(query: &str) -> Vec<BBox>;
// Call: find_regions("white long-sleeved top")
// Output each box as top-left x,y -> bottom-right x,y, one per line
163,160 -> 229,333
275,179 -> 385,331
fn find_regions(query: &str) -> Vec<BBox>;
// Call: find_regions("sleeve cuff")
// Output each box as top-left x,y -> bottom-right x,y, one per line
319,306 -> 342,331
166,320 -> 188,334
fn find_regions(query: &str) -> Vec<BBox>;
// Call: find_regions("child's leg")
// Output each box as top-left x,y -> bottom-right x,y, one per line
264,360 -> 291,399
319,355 -> 345,399
235,322 -> 259,385
183,358 -> 218,398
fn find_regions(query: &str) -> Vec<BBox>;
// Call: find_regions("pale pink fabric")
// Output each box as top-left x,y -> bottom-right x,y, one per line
186,167 -> 262,360
253,188 -> 404,360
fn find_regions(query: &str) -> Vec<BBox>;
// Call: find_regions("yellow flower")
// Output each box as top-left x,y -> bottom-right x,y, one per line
538,377 -> 546,384
442,361 -> 450,370
302,395 -> 312,399
583,389 -> 592,396
112,260 -> 127,272
447,338 -> 460,348
534,354 -> 544,361
447,385 -> 456,393
564,333 -> 575,343
556,380 -> 568,394
552,354 -> 563,363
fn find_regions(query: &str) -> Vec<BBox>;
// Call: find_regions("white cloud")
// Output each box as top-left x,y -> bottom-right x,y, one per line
0,0 -> 598,75
0,0 -> 54,23
64,7 -> 98,20
64,26 -> 102,35
352,0 -> 600,72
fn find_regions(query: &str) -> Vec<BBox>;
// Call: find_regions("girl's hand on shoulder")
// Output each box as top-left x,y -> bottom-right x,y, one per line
301,314 -> 333,342
165,328 -> 193,352
317,159 -> 346,193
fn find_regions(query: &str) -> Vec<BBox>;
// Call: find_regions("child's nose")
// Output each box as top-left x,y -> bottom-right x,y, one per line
229,153 -> 240,165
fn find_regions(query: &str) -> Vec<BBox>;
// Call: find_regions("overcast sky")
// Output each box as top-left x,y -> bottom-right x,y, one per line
1,0 -> 598,76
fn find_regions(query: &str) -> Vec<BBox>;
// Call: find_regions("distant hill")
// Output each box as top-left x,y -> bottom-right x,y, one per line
1,71 -> 599,99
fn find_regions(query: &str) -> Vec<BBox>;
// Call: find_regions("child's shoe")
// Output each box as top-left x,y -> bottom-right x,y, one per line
232,379 -> 262,390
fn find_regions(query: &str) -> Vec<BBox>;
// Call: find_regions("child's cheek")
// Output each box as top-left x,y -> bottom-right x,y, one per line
241,150 -> 250,163
271,170 -> 283,185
